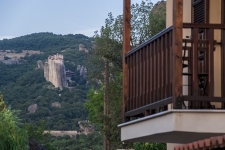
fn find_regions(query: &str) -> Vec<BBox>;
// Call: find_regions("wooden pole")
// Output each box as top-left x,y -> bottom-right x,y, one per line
123,0 -> 131,122
172,0 -> 183,109
122,0 -> 131,121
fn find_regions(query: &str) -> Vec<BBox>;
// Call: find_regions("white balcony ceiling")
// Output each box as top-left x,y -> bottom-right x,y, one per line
119,110 -> 225,143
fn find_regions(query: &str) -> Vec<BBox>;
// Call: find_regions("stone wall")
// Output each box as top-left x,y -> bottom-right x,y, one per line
44,53 -> 67,90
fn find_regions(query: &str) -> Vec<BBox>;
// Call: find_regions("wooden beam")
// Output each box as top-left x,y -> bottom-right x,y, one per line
183,96 -> 225,102
222,0 -> 225,98
222,0 -> 225,110
172,0 -> 183,109
123,0 -> 131,122
183,23 -> 225,29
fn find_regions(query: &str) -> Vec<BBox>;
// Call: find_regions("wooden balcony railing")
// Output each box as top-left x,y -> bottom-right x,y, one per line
124,23 -> 225,121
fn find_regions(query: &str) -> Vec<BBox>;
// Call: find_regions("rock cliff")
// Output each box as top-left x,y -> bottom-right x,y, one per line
44,54 -> 68,90
37,60 -> 44,69
77,65 -> 87,78
28,104 -> 38,114
79,44 -> 89,53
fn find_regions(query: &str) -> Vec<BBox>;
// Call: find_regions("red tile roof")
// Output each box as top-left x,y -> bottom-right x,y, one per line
174,135 -> 225,150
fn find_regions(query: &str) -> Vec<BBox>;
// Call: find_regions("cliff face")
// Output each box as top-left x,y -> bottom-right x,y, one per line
44,54 -> 67,90
77,65 -> 87,78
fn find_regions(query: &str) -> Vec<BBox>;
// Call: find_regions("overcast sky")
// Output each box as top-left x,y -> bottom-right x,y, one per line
0,0 -> 159,39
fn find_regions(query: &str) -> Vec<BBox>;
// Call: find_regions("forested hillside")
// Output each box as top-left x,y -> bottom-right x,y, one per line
0,33 -> 94,130
0,33 -> 92,53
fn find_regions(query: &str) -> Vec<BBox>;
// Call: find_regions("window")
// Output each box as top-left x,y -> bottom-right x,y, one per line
193,0 -> 205,23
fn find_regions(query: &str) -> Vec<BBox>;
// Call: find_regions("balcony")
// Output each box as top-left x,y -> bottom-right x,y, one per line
119,23 -> 225,143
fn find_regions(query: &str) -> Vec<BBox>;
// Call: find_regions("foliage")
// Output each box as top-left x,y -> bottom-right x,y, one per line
106,74 -> 124,149
42,132 -> 103,150
149,1 -> 166,36
0,32 -> 104,149
133,142 -> 166,150
0,0 -> 167,149
85,0 -> 167,149
0,33 -> 92,54
24,120 -> 46,142
0,94 -> 28,150
0,32 -> 92,130
84,88 -> 104,130
131,0 -> 153,46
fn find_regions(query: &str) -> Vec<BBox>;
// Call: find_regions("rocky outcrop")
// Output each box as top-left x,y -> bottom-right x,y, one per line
51,102 -> 61,108
44,54 -> 68,90
78,120 -> 95,135
77,65 -> 87,78
37,60 -> 44,69
28,104 -> 38,114
79,44 -> 89,53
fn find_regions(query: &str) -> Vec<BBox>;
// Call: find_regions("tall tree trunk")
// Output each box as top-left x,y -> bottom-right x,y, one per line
103,58 -> 110,150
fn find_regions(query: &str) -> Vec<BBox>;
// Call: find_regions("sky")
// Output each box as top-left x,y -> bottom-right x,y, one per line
0,0 -> 159,40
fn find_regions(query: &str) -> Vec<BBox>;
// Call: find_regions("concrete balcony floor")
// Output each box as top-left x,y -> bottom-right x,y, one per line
118,110 -> 225,143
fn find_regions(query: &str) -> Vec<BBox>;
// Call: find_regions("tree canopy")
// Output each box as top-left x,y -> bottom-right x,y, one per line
0,94 -> 28,150
85,0 -> 166,149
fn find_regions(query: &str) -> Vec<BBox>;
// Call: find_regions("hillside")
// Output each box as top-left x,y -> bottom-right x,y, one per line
0,33 -> 94,130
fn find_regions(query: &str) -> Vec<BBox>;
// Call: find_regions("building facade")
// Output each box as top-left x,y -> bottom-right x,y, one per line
119,0 -> 225,149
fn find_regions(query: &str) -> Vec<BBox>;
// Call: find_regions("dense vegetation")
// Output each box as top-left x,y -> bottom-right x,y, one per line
84,0 -> 167,149
0,0 -> 167,149
0,94 -> 28,150
44,132 -> 102,150
0,33 -> 93,54
0,32 -> 104,149
0,33 -> 93,130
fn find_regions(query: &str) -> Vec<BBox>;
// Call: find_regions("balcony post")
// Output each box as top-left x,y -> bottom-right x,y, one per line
222,0 -> 225,98
123,0 -> 131,122
172,0 -> 183,109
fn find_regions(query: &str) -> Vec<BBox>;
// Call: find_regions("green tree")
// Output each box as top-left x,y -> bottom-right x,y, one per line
133,142 -> 166,150
149,1 -> 166,36
0,94 -> 28,150
85,0 -> 167,150
84,88 -> 104,130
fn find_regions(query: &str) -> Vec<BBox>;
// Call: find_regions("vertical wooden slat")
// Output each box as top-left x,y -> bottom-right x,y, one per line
136,51 -> 139,108
222,0 -> 225,99
139,49 -> 142,107
138,50 -> 141,107
142,48 -> 145,106
150,43 -> 153,104
157,39 -> 160,102
154,40 -> 158,103
134,53 -> 137,109
169,30 -> 173,97
130,55 -> 133,110
162,35 -> 166,99
222,0 -> 225,108
165,33 -> 169,98
153,41 -> 156,103
172,0 -> 183,109
158,38 -> 162,101
146,45 -> 150,105
127,56 -> 130,111
144,47 -> 147,105
222,29 -> 225,98
122,0 -> 130,122
208,29 -> 214,96
192,28 -> 199,96
188,40 -> 192,96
